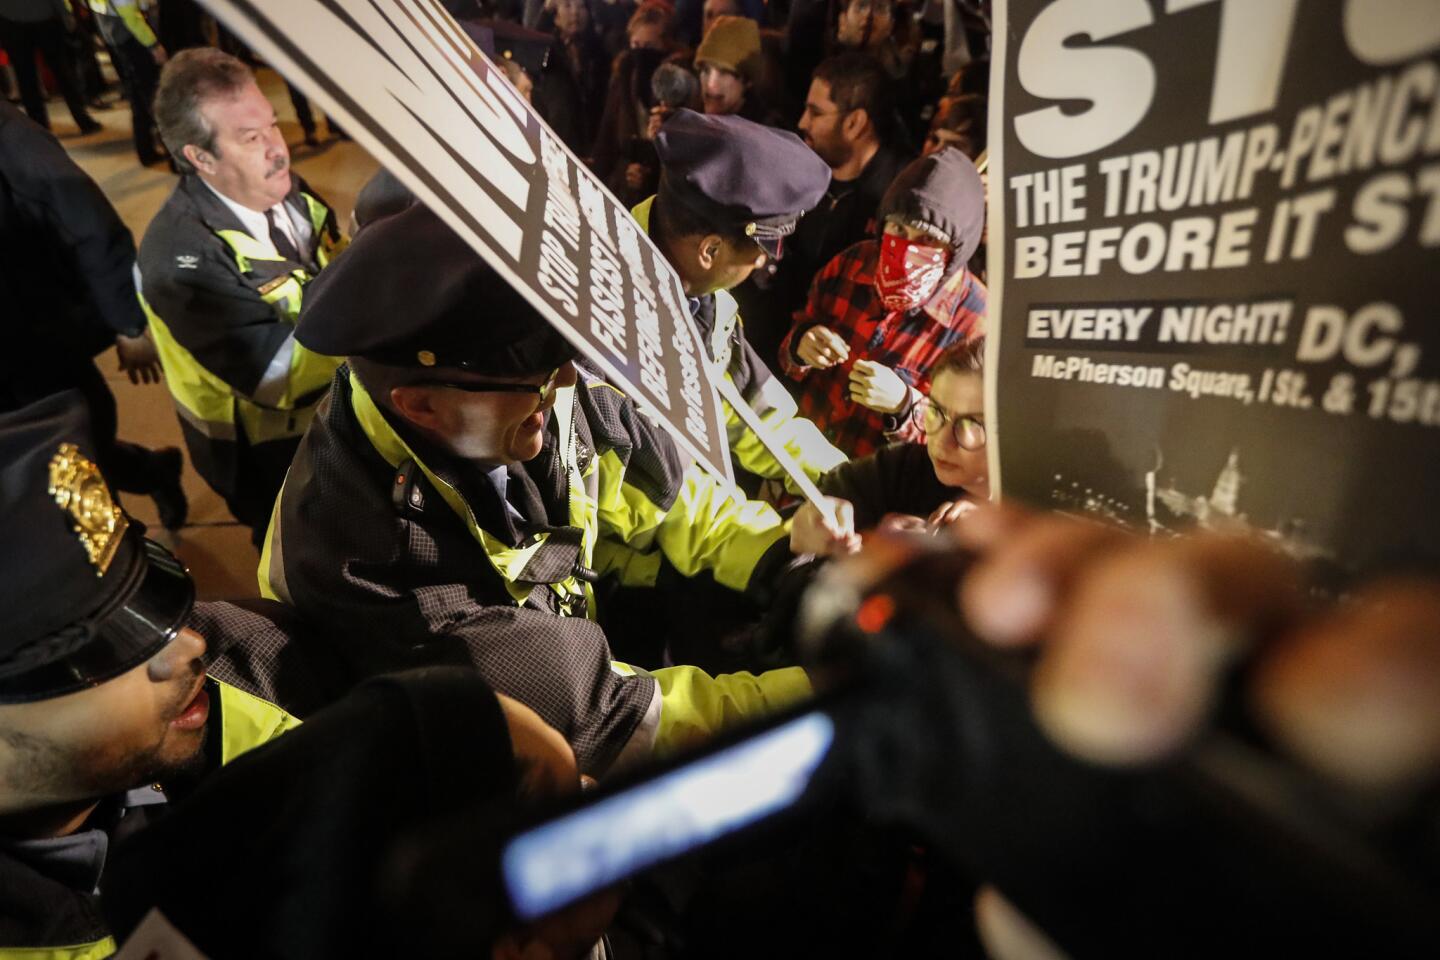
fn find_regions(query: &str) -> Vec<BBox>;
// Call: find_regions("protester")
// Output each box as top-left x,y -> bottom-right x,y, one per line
625,0 -> 672,50
780,147 -> 984,458
140,48 -> 346,548
590,3 -> 679,199
0,99 -> 186,529
923,92 -> 984,159
833,0 -> 913,80
795,53 -> 911,268
732,51 -> 911,366
794,336 -> 988,553
552,0 -> 610,156
694,14 -> 775,124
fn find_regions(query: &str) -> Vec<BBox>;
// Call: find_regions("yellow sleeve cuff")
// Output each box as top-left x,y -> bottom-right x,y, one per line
649,665 -> 812,757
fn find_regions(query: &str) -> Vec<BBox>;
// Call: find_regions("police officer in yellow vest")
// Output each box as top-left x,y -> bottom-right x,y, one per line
635,109 -> 848,493
140,48 -> 344,545
85,0 -> 167,165
260,204 -> 855,776
0,392 -> 301,960
0,391 -> 603,959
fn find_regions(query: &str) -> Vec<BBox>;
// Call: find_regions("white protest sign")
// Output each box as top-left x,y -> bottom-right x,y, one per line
198,0 -> 737,484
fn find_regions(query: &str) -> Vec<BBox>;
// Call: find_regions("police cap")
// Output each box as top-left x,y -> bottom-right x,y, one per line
653,109 -> 830,258
296,203 -> 576,376
0,393 -> 194,704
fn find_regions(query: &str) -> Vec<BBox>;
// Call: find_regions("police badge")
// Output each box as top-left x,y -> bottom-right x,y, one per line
48,443 -> 129,576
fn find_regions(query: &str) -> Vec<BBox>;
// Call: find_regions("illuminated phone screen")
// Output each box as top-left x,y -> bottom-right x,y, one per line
502,711 -> 837,921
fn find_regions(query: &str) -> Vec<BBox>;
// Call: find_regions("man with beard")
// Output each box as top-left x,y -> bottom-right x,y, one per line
139,48 -> 346,546
732,51 -> 912,367
779,148 -> 986,459
0,392 -> 302,958
0,391 -> 598,959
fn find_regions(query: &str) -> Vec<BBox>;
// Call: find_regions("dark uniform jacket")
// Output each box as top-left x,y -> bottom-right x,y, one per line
261,364 -> 811,775
632,197 -> 846,490
0,602 -> 303,960
102,667 -> 516,960
136,174 -> 344,529
0,101 -> 146,383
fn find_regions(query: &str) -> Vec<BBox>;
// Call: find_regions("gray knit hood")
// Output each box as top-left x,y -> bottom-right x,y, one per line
876,147 -> 985,288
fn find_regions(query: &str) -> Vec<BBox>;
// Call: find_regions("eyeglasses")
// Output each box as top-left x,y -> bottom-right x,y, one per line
415,367 -> 564,403
912,398 -> 985,451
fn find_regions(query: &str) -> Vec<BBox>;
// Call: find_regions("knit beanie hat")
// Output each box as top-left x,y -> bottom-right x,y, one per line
695,15 -> 763,85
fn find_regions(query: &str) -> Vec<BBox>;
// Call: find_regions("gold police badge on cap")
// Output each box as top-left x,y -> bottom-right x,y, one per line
48,443 -> 129,576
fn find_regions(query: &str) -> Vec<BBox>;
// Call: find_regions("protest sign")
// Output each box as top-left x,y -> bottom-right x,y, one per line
989,0 -> 1440,582
198,0 -> 734,485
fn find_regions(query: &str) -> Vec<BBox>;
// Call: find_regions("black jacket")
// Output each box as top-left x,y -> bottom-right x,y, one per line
103,668 -> 515,959
262,367 -> 664,775
819,441 -> 965,530
0,101 -> 147,376
137,173 -> 339,399
0,601 -> 310,959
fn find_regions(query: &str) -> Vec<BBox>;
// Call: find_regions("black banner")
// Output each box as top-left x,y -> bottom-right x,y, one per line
991,0 -> 1440,582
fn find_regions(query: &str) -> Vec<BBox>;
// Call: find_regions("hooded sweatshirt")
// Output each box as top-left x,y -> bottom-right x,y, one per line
777,147 -> 987,459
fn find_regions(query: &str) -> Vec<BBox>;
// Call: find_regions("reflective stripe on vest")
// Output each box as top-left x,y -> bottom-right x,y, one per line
144,194 -> 343,447
214,678 -> 302,766
302,193 -> 346,269
142,302 -> 239,440
0,937 -> 118,960
347,373 -> 598,615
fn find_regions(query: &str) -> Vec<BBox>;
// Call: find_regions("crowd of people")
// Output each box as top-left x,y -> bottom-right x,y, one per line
2,1 -> 1437,958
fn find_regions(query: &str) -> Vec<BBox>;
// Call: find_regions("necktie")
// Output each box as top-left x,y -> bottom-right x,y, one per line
265,207 -> 303,265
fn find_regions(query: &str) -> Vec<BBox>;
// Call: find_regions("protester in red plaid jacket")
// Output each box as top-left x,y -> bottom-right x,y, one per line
778,148 -> 987,459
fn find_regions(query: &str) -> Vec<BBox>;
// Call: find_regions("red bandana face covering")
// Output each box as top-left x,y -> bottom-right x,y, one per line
874,234 -> 950,312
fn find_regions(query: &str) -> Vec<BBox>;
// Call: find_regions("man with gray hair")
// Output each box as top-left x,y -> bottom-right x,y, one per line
138,47 -> 346,546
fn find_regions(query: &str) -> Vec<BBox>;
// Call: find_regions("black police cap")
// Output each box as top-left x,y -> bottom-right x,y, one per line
653,109 -> 830,258
296,202 -> 576,376
0,393 -> 194,703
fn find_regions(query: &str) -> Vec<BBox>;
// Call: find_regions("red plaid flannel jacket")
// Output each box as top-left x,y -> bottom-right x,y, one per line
778,239 -> 987,458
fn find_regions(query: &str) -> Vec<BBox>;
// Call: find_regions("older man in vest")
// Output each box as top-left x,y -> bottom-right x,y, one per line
138,48 -> 345,546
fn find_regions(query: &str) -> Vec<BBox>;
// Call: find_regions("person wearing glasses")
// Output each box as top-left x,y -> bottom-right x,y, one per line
259,203 -> 852,778
779,148 -> 987,461
790,337 -> 988,555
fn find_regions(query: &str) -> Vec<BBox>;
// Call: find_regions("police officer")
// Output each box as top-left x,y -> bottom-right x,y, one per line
636,108 -> 848,492
85,0 -> 166,165
0,391 -> 596,959
140,48 -> 346,546
0,391 -> 302,959
260,203 -> 847,776
0,99 -> 186,529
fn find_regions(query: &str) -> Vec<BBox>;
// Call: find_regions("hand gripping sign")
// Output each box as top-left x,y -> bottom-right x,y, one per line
197,0 -> 830,509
